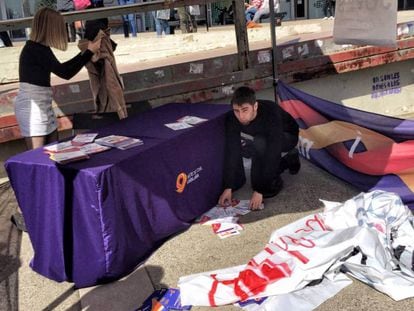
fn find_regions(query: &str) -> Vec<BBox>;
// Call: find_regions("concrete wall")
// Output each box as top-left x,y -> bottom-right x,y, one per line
293,59 -> 414,118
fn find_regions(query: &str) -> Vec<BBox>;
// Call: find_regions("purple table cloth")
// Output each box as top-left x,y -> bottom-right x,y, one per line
5,103 -> 230,287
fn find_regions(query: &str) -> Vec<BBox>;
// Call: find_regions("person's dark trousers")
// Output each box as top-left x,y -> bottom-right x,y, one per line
123,21 -> 130,37
0,31 -> 12,47
248,133 -> 299,197
228,133 -> 299,196
58,9 -> 77,42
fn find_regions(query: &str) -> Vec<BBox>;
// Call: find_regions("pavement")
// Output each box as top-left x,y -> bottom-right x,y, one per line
1,87 -> 414,311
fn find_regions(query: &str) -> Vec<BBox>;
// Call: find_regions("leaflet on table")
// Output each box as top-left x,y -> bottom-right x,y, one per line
79,143 -> 111,154
71,133 -> 98,146
177,115 -> 208,125
49,150 -> 89,164
164,122 -> 193,130
95,135 -> 143,149
95,135 -> 131,147
44,141 -> 79,153
116,138 -> 144,150
136,288 -> 191,311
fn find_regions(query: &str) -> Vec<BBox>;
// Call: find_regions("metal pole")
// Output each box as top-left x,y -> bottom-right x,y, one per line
269,0 -> 278,100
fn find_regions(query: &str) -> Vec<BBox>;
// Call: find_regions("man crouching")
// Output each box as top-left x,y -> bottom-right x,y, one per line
218,86 -> 300,210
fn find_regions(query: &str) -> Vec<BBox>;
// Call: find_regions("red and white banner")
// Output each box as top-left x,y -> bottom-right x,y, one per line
179,191 -> 414,307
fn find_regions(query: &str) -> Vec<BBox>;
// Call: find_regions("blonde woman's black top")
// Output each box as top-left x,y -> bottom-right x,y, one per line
19,40 -> 93,87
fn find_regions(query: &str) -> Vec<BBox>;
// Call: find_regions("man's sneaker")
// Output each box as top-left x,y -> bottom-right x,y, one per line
262,177 -> 284,199
247,21 -> 258,28
278,156 -> 288,174
286,148 -> 301,175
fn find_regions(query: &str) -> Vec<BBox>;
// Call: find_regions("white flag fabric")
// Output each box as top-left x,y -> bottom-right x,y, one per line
179,191 -> 414,307
333,0 -> 397,46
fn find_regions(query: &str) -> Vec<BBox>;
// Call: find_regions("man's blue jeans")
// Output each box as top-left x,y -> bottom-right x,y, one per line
245,7 -> 257,22
118,0 -> 137,37
151,12 -> 170,36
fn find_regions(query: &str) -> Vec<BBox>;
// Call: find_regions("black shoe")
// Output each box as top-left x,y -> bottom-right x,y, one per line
262,177 -> 284,198
278,156 -> 288,174
11,212 -> 27,232
286,149 -> 301,175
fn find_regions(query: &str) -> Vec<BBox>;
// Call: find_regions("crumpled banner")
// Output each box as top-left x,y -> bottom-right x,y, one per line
277,80 -> 414,209
178,191 -> 414,307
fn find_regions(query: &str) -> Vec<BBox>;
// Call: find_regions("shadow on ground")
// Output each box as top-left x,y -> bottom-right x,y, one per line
0,181 -> 22,311
237,157 -> 359,225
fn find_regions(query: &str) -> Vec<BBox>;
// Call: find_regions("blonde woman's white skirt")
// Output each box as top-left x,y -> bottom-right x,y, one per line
14,82 -> 57,137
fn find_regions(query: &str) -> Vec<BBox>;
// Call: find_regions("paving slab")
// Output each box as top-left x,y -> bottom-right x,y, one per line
78,265 -> 154,311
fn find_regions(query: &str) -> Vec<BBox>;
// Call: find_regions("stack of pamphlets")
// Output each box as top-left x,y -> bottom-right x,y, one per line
48,150 -> 89,164
95,135 -> 143,150
44,141 -> 89,164
44,134 -> 143,164
165,115 -> 208,130
71,133 -> 98,146
197,199 -> 264,239
44,133 -> 110,164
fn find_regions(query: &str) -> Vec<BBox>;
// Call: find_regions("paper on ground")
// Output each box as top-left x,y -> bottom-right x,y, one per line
197,199 -> 264,224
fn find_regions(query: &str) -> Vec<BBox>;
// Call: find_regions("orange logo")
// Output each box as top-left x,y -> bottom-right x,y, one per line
176,172 -> 188,193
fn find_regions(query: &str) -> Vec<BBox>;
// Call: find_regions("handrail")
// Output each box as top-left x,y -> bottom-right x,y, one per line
0,0 -> 250,72
0,0 -> 216,32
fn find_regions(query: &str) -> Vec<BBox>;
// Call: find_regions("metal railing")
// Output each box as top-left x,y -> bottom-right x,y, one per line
0,0 -> 216,32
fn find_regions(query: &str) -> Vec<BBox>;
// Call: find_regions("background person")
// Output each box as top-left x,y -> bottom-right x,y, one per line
117,0 -> 137,37
245,0 -> 263,27
152,9 -> 171,36
218,86 -> 300,210
251,0 -> 280,26
15,7 -> 101,150
56,0 -> 77,42
323,0 -> 335,20
177,5 -> 198,33
0,31 -> 13,47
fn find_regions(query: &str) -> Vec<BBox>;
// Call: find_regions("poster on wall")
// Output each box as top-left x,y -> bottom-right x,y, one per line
333,0 -> 397,46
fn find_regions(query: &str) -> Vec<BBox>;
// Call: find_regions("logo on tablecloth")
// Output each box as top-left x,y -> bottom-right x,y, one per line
176,166 -> 203,193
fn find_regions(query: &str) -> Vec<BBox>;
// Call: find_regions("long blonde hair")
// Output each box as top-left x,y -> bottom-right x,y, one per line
30,7 -> 68,51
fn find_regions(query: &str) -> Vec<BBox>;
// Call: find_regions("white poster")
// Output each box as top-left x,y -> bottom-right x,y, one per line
333,0 -> 397,46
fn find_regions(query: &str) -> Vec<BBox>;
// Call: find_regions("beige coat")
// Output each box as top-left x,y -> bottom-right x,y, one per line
79,30 -> 127,119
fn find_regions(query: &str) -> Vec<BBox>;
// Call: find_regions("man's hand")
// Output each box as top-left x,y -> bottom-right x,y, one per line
249,191 -> 263,210
218,188 -> 232,207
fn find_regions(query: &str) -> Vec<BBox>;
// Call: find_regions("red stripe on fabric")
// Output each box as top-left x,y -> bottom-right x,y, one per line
288,250 -> 309,264
208,274 -> 219,307
280,99 -> 328,126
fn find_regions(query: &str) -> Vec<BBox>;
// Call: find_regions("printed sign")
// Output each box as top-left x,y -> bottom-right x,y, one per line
333,0 -> 397,46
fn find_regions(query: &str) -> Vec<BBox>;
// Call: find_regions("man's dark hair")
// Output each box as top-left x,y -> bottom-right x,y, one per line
231,86 -> 256,106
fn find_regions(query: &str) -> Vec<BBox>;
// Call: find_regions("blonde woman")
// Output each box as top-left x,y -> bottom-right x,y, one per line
15,7 -> 101,149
